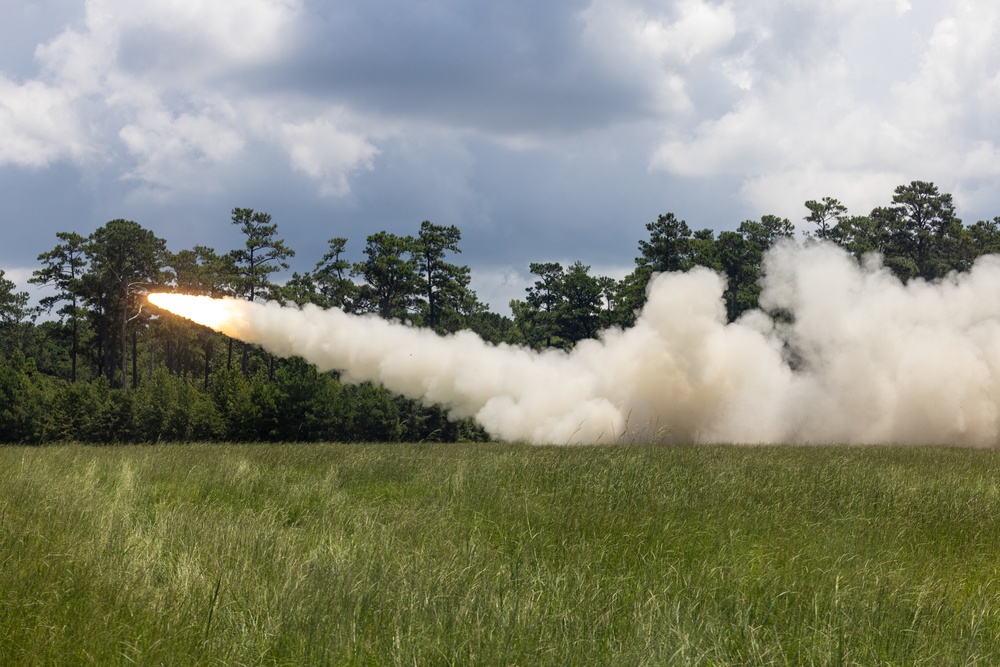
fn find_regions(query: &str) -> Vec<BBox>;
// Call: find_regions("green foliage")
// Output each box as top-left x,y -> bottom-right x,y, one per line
628,216 -> 723,315
887,180 -> 964,280
268,358 -> 348,441
352,231 -> 420,319
804,196 -> 848,240
395,397 -> 489,442
342,381 -> 404,441
829,213 -> 887,260
0,352 -> 43,442
966,217 -> 1000,254
415,220 -> 481,332
29,230 -> 88,381
637,211 -> 703,273
511,260 -> 611,348
132,368 -> 225,442
18,321 -> 73,379
716,230 -> 758,320
228,208 -> 296,379
0,272 -> 29,329
103,389 -> 141,442
0,352 -> 487,444
8,181 -> 1000,444
690,227 -> 721,270
713,215 -> 796,321
518,260 -> 566,348
740,214 -> 796,252
29,232 -> 89,381
208,367 -> 273,440
312,237 -> 357,309
80,219 -> 169,387
228,208 -> 295,302
35,377 -> 112,442
465,310 -> 519,345
169,245 -> 235,297
826,182 -> 966,282
557,260 -> 603,343
610,267 -> 650,328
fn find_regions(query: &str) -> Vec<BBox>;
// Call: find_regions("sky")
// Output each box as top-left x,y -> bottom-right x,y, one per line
3,0 -> 1000,313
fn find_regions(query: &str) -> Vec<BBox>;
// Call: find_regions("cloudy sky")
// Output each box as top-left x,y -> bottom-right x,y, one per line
3,0 -> 1000,312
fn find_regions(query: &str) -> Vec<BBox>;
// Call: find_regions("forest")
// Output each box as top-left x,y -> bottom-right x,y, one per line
1,180 -> 998,444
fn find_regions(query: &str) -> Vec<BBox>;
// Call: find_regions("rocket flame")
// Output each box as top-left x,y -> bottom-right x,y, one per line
147,293 -> 249,337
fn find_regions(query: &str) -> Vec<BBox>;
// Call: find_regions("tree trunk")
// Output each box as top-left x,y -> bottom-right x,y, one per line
96,333 -> 104,381
104,333 -> 116,385
204,339 -> 212,390
121,306 -> 128,390
70,305 -> 78,383
131,329 -> 138,389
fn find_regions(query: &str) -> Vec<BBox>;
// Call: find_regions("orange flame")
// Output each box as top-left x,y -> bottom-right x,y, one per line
147,293 -> 247,334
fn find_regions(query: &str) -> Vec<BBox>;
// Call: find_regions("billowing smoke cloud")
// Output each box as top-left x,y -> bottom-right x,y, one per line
150,242 -> 1000,446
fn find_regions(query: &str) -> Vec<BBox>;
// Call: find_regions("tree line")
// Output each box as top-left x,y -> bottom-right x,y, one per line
0,180 -> 996,443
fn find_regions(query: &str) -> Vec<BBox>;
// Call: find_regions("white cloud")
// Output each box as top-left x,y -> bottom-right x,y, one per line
648,0 -> 1000,218
651,55 -> 901,177
639,0 -> 737,64
33,0 -> 302,90
279,114 -> 379,197
0,0 -> 389,199
0,267 -> 36,289
88,0 -> 302,73
118,102 -> 245,187
580,0 -> 740,115
34,18 -> 114,94
0,75 -> 90,166
582,0 -> 737,64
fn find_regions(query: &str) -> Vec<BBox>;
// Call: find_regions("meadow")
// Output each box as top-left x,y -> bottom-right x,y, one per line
2,443 -> 999,665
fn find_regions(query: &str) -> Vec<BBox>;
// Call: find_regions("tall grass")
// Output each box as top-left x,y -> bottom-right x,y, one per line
1,443 -> 1000,665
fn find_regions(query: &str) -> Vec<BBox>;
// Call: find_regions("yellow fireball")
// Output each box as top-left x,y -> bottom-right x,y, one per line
147,293 -> 244,333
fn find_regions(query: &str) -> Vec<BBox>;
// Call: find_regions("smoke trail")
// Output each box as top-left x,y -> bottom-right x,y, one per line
149,242 -> 1000,446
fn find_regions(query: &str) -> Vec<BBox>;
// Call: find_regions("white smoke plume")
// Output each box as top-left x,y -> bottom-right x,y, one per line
149,242 -> 1000,446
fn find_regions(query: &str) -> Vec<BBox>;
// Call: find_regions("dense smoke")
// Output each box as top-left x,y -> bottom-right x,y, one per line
150,242 -> 1000,445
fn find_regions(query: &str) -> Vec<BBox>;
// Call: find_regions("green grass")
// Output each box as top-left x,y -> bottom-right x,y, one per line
2,443 -> 1000,665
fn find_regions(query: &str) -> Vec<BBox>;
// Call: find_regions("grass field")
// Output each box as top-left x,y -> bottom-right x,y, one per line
2,443 -> 1000,665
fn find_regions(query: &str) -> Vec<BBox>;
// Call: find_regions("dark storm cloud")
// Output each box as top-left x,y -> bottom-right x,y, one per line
266,0 -> 654,135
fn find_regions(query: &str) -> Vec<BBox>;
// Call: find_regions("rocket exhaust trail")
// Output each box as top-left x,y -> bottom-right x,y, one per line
149,242 -> 1000,446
